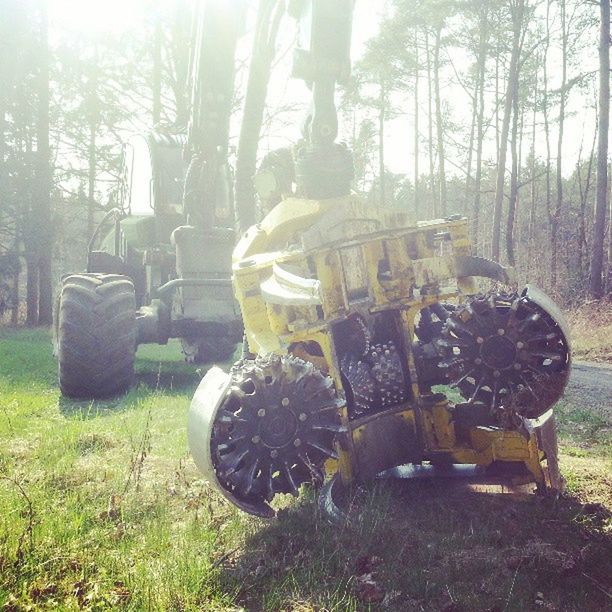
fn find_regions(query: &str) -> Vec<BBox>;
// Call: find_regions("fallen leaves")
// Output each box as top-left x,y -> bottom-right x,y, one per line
355,555 -> 385,604
506,539 -> 578,576
356,573 -> 385,605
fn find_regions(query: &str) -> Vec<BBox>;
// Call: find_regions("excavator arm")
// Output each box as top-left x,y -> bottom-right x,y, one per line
255,0 -> 355,203
290,0 -> 353,146
183,0 -> 245,228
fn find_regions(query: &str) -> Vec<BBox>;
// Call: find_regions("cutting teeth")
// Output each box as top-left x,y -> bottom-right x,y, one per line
218,448 -> 250,478
234,458 -> 260,496
438,292 -> 569,420
341,340 -> 408,418
311,423 -> 347,433
217,410 -> 247,424
210,354 -> 343,508
306,441 -> 339,459
282,462 -> 299,497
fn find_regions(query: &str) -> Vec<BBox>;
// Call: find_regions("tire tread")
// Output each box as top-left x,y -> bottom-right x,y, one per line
56,273 -> 136,398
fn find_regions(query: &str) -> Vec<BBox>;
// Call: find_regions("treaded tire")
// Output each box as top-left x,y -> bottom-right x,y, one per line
57,273 -> 136,398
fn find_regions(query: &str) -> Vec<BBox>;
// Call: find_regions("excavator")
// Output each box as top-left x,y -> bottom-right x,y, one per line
55,0 -> 570,517
54,0 -> 245,398
187,0 -> 571,519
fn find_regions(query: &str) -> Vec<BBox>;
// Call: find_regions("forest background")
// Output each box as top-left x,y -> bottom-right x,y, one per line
0,0 -> 610,327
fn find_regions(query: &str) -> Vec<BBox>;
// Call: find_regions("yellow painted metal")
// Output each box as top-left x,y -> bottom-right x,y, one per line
233,195 -> 552,490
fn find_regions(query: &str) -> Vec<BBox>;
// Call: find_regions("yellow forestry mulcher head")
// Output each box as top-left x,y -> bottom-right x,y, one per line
188,196 -> 571,518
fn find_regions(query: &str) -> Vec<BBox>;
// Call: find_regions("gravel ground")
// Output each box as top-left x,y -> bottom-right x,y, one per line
566,361 -> 612,413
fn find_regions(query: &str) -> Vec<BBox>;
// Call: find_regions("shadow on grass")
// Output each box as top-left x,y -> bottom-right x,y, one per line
223,478 -> 612,611
58,359 -> 202,418
134,340 -> 237,394
58,394 -> 130,418
135,362 -> 201,394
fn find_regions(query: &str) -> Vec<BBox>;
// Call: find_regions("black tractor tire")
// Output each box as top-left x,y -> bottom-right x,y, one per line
56,273 -> 137,399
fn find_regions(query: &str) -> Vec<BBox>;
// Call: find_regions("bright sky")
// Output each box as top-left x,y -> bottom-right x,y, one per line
49,0 -> 146,35
48,0 -> 600,183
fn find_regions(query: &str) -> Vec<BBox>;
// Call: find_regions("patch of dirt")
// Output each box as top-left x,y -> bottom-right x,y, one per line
566,362 -> 612,414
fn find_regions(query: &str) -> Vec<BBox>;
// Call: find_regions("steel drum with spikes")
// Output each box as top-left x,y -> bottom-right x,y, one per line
341,341 -> 408,419
189,355 -> 345,517
437,288 -> 571,420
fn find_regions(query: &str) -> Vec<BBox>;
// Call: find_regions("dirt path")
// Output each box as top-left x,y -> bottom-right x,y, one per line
567,361 -> 612,411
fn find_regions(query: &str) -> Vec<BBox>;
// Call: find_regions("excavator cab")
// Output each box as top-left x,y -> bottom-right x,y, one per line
123,133 -> 185,217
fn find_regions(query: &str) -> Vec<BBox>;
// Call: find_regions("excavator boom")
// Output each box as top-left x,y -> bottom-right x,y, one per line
183,0 -> 245,228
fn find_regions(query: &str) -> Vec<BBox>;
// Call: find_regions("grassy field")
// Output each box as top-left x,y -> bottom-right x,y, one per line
0,328 -> 610,611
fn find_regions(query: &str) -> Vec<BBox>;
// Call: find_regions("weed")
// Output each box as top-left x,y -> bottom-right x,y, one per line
0,328 -> 610,610
123,403 -> 154,494
0,476 -> 35,563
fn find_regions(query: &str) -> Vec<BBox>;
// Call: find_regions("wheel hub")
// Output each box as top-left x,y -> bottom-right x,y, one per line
259,409 -> 298,448
481,335 -> 517,369
210,354 -> 345,507
437,292 -> 570,420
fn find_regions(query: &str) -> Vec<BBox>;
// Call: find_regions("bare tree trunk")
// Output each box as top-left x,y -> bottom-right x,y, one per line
15,79 -> 32,325
552,0 -> 567,289
153,18 -> 162,125
492,0 -> 524,262
472,6 -> 488,254
11,265 -> 20,324
528,63 -> 538,263
26,255 -> 39,326
35,2 -> 52,326
425,30 -> 437,217
414,28 -> 419,218
0,63 -> 18,323
25,85 -> 37,325
543,1 -> 552,286
577,118 -> 597,277
87,113 -> 96,240
465,81 -> 477,217
433,25 -> 447,216
608,160 -> 612,290
169,0 -> 192,127
516,97 -> 525,248
86,47 -> 99,242
590,0 -> 610,298
495,53 -> 500,165
379,78 -> 386,206
25,108 -> 38,329
506,79 -> 520,266
235,0 -> 284,230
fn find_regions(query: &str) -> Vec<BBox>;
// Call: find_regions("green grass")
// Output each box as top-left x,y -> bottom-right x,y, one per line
0,328 -> 610,611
